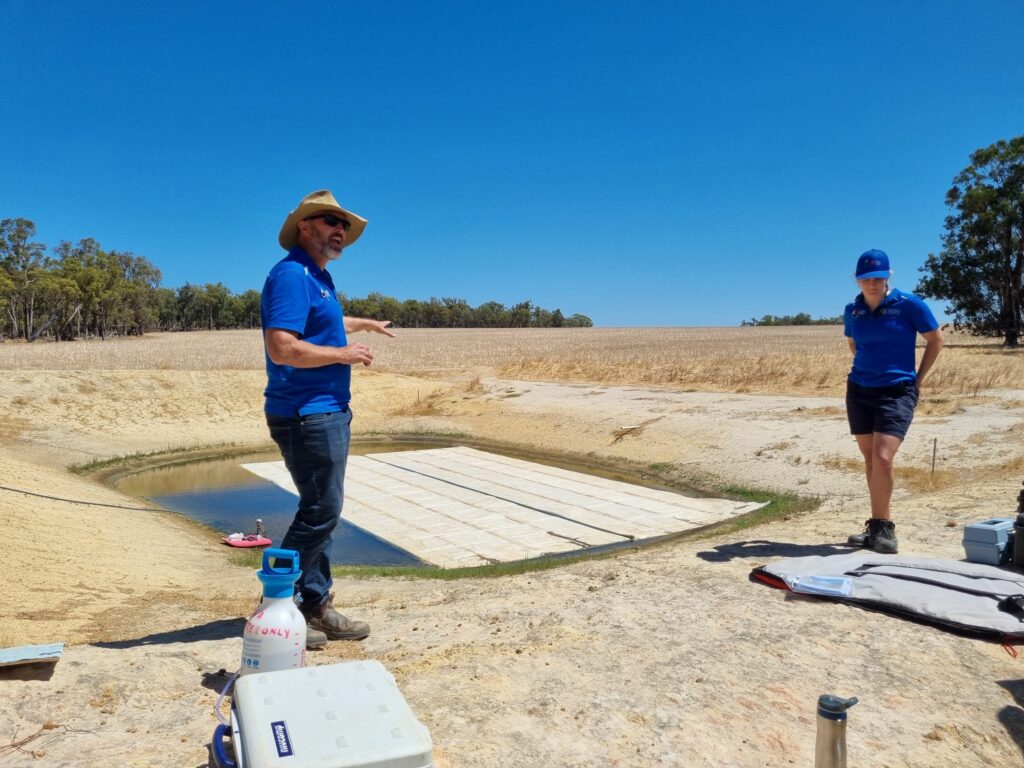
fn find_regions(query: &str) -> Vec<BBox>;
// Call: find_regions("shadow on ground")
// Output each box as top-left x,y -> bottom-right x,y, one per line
997,679 -> 1024,759
0,662 -> 58,682
201,667 -> 237,693
92,618 -> 245,649
697,540 -> 854,563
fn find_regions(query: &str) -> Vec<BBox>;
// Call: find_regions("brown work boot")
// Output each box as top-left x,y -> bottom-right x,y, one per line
302,593 -> 370,641
305,626 -> 328,651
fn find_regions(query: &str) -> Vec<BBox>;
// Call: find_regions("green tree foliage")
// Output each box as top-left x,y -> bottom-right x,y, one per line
0,218 -> 593,340
741,313 -> 841,326
564,313 -> 593,327
473,301 -> 508,327
233,289 -> 262,329
0,218 -> 47,339
917,136 -> 1024,347
337,293 -> 590,328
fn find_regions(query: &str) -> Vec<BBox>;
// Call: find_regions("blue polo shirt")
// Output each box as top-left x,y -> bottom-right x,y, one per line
261,247 -> 350,416
844,288 -> 938,388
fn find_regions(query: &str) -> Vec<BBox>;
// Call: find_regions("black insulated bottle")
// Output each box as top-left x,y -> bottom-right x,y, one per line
1013,483 -> 1024,569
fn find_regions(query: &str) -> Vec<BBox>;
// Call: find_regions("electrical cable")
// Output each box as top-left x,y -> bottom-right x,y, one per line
0,484 -> 157,511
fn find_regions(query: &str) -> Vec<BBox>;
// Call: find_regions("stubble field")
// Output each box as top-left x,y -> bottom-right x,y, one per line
0,325 -> 1019,397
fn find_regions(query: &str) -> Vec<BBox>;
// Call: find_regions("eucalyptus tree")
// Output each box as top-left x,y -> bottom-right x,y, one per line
442,297 -> 472,327
0,269 -> 14,339
917,136 -> 1024,346
0,218 -> 47,339
204,282 -> 233,329
398,298 -> 422,327
114,251 -> 162,334
565,313 -> 593,327
473,301 -> 508,327
509,300 -> 532,327
422,297 -> 448,327
232,289 -> 262,329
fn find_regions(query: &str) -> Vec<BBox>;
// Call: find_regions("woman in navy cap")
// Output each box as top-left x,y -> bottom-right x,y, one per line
844,249 -> 944,553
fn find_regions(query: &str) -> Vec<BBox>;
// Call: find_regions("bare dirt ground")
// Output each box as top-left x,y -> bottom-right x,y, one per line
2,331 -> 1024,767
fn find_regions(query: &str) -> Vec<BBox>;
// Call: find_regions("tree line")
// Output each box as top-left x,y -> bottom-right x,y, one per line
341,293 -> 591,328
741,313 -> 842,327
0,218 -> 591,341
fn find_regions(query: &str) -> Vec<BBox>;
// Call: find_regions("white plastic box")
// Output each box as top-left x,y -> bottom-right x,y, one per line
230,660 -> 433,768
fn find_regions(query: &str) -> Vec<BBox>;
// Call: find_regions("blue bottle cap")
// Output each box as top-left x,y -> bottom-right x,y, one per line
257,548 -> 301,598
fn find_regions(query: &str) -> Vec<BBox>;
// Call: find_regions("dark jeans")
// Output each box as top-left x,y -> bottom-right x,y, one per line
266,408 -> 352,610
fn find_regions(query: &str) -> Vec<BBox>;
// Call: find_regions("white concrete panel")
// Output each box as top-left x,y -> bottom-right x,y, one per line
242,447 -> 765,568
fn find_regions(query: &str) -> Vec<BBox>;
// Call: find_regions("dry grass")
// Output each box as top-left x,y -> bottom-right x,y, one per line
491,328 -> 1022,396
391,390 -> 446,417
0,327 -> 1020,397
822,453 -> 1024,494
0,329 -> 265,370
88,684 -> 121,714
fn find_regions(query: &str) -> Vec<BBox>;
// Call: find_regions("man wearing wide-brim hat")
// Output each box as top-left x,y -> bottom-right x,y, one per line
261,189 -> 395,650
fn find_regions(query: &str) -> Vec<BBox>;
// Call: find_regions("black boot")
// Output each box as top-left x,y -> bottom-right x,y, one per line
848,519 -> 898,554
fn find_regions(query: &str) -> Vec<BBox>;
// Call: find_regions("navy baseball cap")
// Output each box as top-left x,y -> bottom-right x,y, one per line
855,249 -> 891,279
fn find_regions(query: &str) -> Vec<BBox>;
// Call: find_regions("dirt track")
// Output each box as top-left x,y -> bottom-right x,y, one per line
1,365 -> 1024,767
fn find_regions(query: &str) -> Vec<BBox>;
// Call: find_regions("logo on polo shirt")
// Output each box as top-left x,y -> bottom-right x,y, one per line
320,288 -> 330,299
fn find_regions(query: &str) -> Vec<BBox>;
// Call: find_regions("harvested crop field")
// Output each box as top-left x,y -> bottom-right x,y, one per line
1,325 -> 1020,396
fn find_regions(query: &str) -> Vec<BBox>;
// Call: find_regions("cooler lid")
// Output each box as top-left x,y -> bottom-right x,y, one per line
233,660 -> 433,768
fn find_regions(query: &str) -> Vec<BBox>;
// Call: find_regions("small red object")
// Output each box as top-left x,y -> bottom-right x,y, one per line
223,534 -> 273,548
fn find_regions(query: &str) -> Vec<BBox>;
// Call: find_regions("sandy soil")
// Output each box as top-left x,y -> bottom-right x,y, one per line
2,366 -> 1024,766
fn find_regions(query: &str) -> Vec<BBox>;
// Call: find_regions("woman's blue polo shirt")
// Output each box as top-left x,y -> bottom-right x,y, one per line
844,288 -> 938,388
261,247 -> 350,416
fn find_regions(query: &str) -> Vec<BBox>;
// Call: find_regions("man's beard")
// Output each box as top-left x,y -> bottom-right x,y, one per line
320,241 -> 343,261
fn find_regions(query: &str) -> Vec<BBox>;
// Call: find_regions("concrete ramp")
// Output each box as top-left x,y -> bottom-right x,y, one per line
243,447 -> 765,568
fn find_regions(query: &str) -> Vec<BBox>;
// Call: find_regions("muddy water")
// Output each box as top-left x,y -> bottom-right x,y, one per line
116,443 -> 443,566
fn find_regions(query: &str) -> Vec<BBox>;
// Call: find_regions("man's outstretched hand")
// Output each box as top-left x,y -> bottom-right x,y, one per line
346,317 -> 397,338
365,319 -> 396,338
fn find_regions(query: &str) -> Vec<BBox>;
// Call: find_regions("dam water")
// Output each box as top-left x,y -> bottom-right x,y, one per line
116,445 -> 432,567
117,442 -> 766,569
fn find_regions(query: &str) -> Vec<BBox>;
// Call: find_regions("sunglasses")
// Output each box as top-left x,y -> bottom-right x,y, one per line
306,213 -> 352,232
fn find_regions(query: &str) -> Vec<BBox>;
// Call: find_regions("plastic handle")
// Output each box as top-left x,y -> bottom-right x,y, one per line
211,724 -> 236,768
262,547 -> 300,575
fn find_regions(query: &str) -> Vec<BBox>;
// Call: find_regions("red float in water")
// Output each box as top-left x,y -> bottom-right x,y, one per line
223,533 -> 273,548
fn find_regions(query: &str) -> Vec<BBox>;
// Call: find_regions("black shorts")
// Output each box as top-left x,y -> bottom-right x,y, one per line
846,379 -> 920,439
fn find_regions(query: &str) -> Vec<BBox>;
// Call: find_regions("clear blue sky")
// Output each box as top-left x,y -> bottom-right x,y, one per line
2,1 -> 1022,326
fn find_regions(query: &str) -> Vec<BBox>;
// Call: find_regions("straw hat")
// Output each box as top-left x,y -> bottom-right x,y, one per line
278,189 -> 368,250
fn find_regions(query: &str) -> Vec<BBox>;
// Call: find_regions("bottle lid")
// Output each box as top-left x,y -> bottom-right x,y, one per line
257,548 -> 301,598
817,694 -> 858,720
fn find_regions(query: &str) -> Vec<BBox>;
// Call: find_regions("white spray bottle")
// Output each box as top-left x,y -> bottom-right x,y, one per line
240,548 -> 306,675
